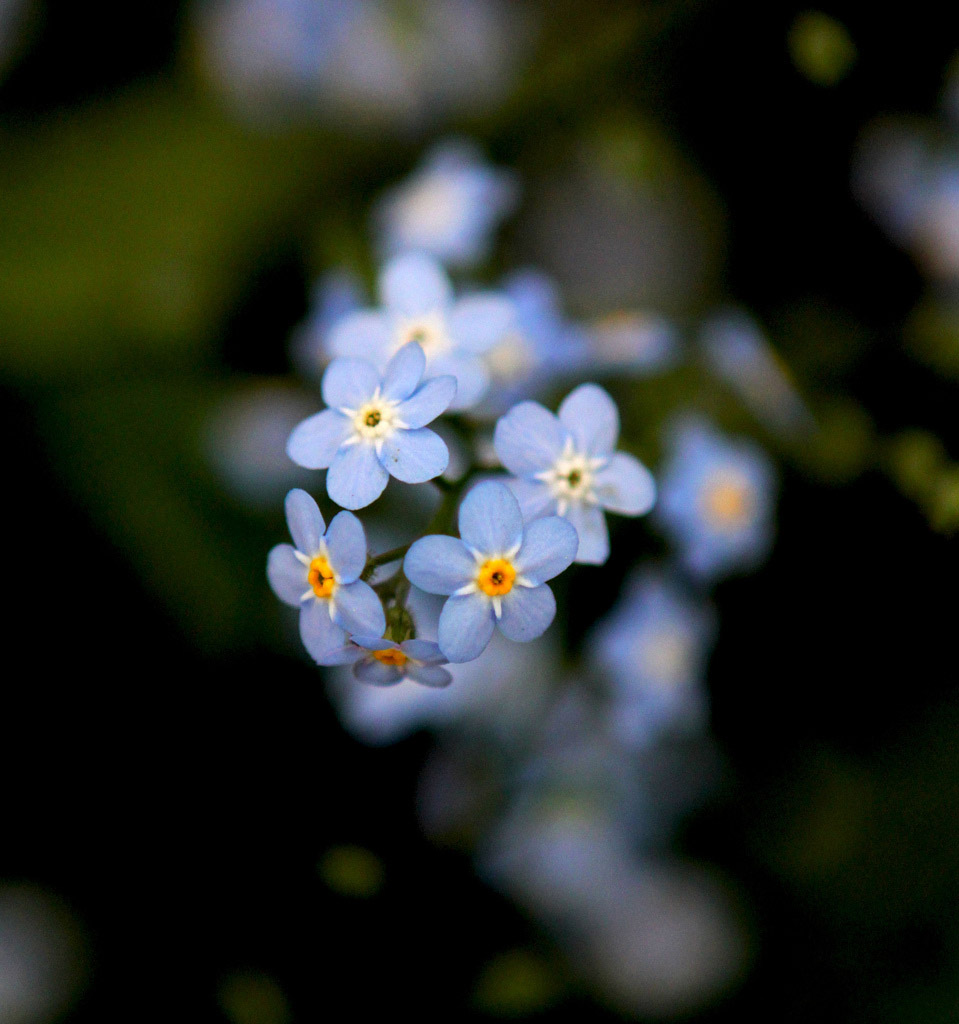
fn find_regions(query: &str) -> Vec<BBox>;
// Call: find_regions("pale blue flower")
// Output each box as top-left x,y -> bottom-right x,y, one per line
403,480 -> 578,662
588,310 -> 681,374
494,384 -> 656,565
290,268 -> 364,382
327,251 -> 515,410
654,418 -> 777,580
375,139 -> 518,269
587,569 -> 716,748
350,635 -> 451,688
267,488 -> 384,664
286,342 -> 456,510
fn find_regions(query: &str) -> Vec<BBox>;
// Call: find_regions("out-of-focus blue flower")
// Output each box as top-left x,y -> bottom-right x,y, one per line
494,384 -> 656,564
267,488 -> 384,663
588,310 -> 681,374
587,569 -> 716,748
700,309 -> 813,437
287,342 -> 455,509
350,635 -> 451,687
655,418 -> 777,580
290,269 -> 364,382
375,139 -> 518,270
328,252 -> 515,409
404,480 -> 577,662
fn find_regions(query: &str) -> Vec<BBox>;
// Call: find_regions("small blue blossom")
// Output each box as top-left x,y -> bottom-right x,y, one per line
403,480 -> 578,662
494,384 -> 656,565
328,251 -> 515,410
588,310 -> 681,375
654,417 -> 777,580
290,268 -> 364,382
587,569 -> 716,748
375,139 -> 518,270
267,488 -> 385,664
350,635 -> 451,688
286,341 -> 456,510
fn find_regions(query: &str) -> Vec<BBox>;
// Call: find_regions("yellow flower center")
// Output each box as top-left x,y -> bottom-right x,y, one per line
477,558 -> 516,596
307,555 -> 337,599
701,474 -> 753,529
373,648 -> 408,667
395,313 -> 450,358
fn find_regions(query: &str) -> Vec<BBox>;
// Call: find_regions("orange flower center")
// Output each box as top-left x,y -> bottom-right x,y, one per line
307,555 -> 337,599
373,648 -> 408,666
477,557 -> 516,596
702,476 -> 752,529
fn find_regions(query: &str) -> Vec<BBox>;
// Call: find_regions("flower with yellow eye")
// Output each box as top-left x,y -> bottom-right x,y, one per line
287,342 -> 456,510
327,252 -> 516,410
404,481 -> 578,663
350,636 -> 451,688
267,489 -> 385,665
654,417 -> 777,580
494,384 -> 656,565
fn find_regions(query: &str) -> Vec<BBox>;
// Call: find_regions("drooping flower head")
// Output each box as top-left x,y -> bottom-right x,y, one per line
494,384 -> 656,564
328,252 -> 515,410
267,488 -> 385,663
286,341 -> 455,509
350,635 -> 451,688
404,480 -> 578,662
374,139 -> 519,270
654,417 -> 777,580
587,569 -> 716,748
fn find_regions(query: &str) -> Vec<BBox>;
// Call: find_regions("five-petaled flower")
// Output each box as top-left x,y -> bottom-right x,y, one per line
350,636 -> 452,688
493,384 -> 656,565
267,489 -> 385,664
403,480 -> 578,663
286,342 -> 456,510
327,251 -> 515,410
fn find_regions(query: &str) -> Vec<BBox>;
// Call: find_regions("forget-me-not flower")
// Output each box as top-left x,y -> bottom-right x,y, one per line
654,417 -> 777,579
350,635 -> 451,688
267,488 -> 385,664
290,268 -> 364,382
587,569 -> 716,748
494,384 -> 656,565
286,341 -> 456,510
404,480 -> 578,662
375,139 -> 519,270
328,251 -> 515,410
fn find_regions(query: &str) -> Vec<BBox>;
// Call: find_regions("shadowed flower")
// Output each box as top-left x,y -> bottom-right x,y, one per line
494,384 -> 656,564
404,480 -> 578,662
267,488 -> 385,663
287,341 -> 455,509
350,635 -> 452,687
328,251 -> 515,409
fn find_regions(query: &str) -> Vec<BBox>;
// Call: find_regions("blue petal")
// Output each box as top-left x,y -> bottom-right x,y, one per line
284,488 -> 325,554
458,480 -> 523,554
396,376 -> 456,428
438,593 -> 496,662
354,658 -> 404,686
324,510 -> 368,583
566,501 -> 610,565
328,309 -> 394,365
593,452 -> 656,515
381,252 -> 452,316
327,443 -> 390,510
267,544 -> 307,607
429,352 -> 489,410
381,342 -> 426,401
299,600 -> 348,664
504,477 -> 557,521
332,579 -> 386,635
405,663 -> 453,687
379,428 -> 449,484
400,639 -> 447,664
404,536 -> 475,595
515,516 -> 578,584
493,401 -> 567,475
286,409 -> 351,470
497,583 -> 556,642
352,635 -> 398,652
317,640 -> 366,666
558,384 -> 620,456
321,357 -> 381,411
448,293 -> 515,354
